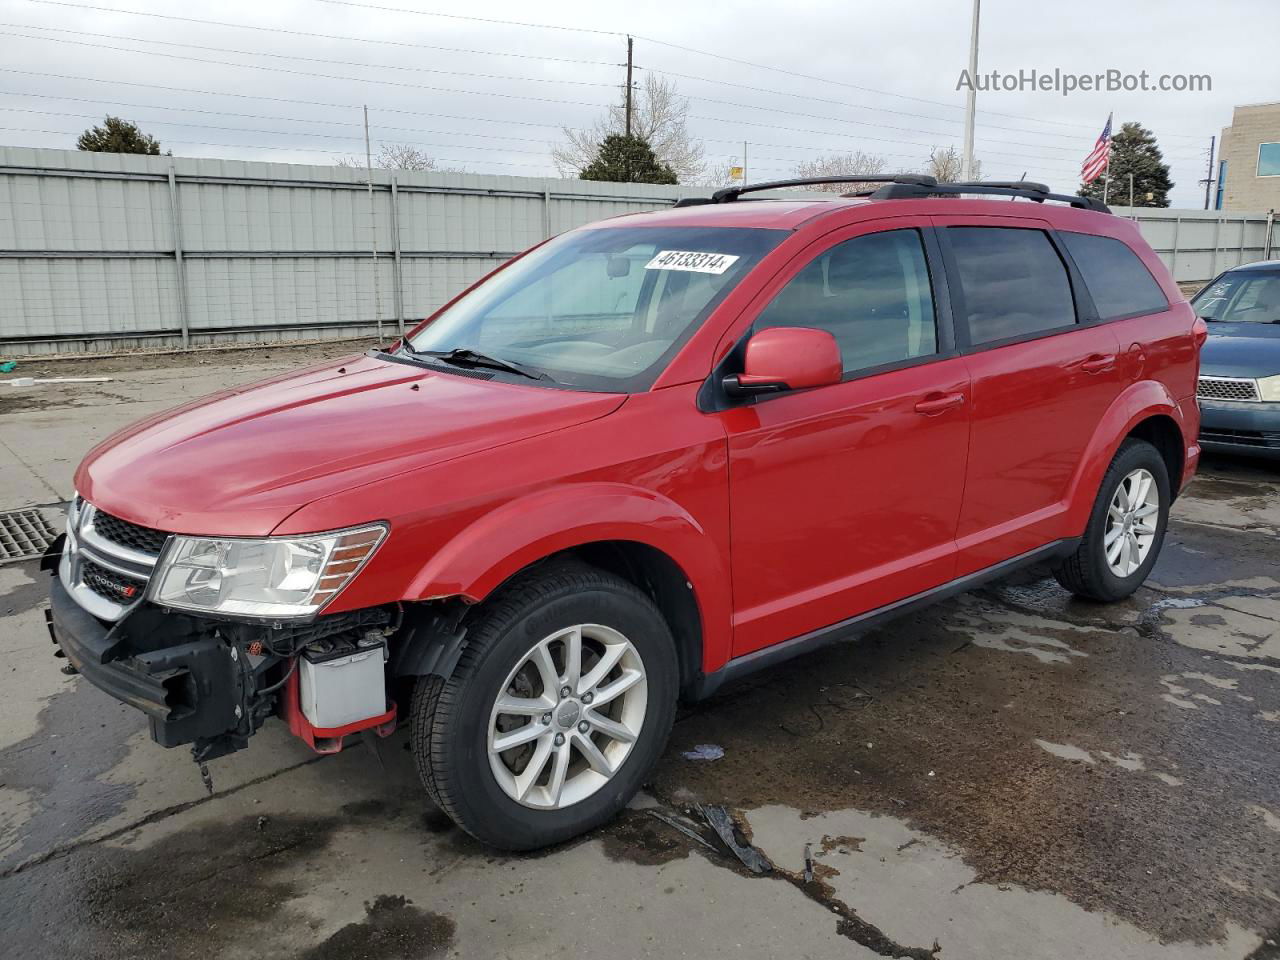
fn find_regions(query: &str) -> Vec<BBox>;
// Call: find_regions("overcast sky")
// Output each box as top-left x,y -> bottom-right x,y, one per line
1,0 -> 1275,206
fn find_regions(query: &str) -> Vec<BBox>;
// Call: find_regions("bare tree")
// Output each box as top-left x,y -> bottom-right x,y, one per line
792,151 -> 889,191
553,73 -> 705,182
337,143 -> 449,172
924,145 -> 981,182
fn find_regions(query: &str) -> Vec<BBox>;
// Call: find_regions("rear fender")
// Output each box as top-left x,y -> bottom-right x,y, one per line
1063,379 -> 1190,533
405,483 -> 732,673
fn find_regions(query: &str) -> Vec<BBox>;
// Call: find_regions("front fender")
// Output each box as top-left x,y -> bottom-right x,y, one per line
406,482 -> 732,672
1063,378 -> 1191,533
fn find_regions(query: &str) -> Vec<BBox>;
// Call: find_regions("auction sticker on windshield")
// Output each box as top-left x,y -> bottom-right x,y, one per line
645,250 -> 740,274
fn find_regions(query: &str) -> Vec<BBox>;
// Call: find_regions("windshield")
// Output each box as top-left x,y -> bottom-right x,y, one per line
1192,271 -> 1280,324
406,225 -> 785,391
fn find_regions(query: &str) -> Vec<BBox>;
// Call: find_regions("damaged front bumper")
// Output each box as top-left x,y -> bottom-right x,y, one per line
47,569 -> 262,760
43,534 -> 400,762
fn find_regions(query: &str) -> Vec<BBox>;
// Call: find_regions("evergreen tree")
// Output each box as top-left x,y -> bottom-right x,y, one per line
580,134 -> 677,184
76,117 -> 162,155
1079,122 -> 1173,207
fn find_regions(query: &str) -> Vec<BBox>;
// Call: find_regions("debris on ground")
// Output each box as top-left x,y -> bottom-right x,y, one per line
803,842 -> 814,883
0,361 -> 15,373
697,803 -> 773,874
3,376 -> 113,387
682,743 -> 725,762
647,810 -> 718,852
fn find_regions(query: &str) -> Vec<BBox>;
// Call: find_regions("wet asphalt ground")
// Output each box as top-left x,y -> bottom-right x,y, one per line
0,346 -> 1277,959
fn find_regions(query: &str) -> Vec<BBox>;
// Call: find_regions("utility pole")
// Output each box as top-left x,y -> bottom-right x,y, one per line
960,0 -> 980,181
1128,172 -> 1135,208
624,36 -> 634,139
363,104 -> 383,341
742,141 -> 748,183
1202,134 -> 1216,210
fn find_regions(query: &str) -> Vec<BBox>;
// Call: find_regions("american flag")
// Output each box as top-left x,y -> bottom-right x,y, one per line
1081,113 -> 1113,184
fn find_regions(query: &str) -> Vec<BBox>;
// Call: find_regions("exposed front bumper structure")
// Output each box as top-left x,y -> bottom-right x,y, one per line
46,570 -> 253,755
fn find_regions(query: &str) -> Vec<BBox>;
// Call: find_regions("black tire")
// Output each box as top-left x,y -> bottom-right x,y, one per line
410,560 -> 678,851
1053,438 -> 1171,602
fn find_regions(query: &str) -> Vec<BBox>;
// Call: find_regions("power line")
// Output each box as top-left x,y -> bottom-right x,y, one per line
26,0 -> 623,67
314,0 -> 623,36
0,71 -> 1091,174
0,32 -> 613,107
15,4 -> 1209,162
313,0 -> 1205,141
0,107 -> 579,160
0,125 -> 561,170
0,23 -> 620,89
0,30 -> 1099,162
0,87 -> 568,131
0,90 -> 1074,174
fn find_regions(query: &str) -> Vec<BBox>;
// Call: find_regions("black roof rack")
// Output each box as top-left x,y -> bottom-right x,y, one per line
673,175 -> 1109,213
871,179 -> 1109,212
954,179 -> 1050,194
709,174 -> 935,204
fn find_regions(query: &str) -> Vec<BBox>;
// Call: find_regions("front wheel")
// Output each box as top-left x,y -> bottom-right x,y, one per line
410,561 -> 678,850
1053,438 -> 1171,602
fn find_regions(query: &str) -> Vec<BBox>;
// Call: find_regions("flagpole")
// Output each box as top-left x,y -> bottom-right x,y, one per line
1101,112 -> 1112,204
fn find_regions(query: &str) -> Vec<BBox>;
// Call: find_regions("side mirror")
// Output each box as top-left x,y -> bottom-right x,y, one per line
723,327 -> 842,398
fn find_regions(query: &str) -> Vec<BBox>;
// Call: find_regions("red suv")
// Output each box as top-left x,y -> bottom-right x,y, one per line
45,176 -> 1203,849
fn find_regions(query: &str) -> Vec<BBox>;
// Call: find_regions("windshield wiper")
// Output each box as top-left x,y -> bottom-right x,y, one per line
420,347 -> 555,382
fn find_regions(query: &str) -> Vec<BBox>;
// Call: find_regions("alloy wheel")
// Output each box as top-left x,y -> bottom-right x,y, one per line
487,623 -> 648,810
1104,467 -> 1160,578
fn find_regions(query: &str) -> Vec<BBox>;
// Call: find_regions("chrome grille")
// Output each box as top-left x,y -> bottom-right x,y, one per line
59,497 -> 168,621
1197,376 -> 1260,402
81,557 -> 148,605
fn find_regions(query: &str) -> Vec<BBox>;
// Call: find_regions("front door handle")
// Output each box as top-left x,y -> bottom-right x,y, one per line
914,392 -> 966,415
1080,354 -> 1116,374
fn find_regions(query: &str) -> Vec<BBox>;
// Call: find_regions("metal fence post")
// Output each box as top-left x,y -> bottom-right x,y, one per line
1210,217 -> 1223,278
166,166 -> 190,349
543,185 -> 552,239
1168,215 -> 1181,278
1238,217 -> 1248,268
390,177 -> 405,337
1265,210 -> 1275,261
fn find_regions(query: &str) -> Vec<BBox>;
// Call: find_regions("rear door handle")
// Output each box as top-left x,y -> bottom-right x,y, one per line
1080,354 -> 1116,374
914,392 -> 966,415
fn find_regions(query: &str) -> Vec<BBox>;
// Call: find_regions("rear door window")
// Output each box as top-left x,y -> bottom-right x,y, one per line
1061,232 -> 1168,319
947,227 -> 1076,346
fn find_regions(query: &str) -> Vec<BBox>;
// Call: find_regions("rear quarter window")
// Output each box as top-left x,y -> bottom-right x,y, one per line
947,227 -> 1076,346
1061,232 -> 1168,319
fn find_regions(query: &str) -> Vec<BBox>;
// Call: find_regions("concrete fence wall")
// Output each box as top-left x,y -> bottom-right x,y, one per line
1110,205 -> 1276,289
0,147 -> 691,355
1,147 -> 1275,356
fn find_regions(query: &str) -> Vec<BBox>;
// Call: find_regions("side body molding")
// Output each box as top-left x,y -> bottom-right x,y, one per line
405,482 -> 734,674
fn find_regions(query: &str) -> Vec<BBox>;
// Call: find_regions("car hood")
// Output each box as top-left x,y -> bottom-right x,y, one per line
76,353 -> 624,536
1200,322 -> 1280,380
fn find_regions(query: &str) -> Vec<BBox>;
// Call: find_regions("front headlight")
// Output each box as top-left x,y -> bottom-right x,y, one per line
150,524 -> 387,618
1258,374 -> 1280,402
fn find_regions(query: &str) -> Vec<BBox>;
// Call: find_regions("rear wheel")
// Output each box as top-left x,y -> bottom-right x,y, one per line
1053,438 -> 1170,602
410,561 -> 678,850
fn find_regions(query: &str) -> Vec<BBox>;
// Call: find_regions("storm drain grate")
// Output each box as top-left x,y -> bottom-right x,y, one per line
0,509 -> 59,563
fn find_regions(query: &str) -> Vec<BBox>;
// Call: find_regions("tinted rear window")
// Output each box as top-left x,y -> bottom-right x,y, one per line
1061,232 -> 1168,319
948,227 -> 1076,346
